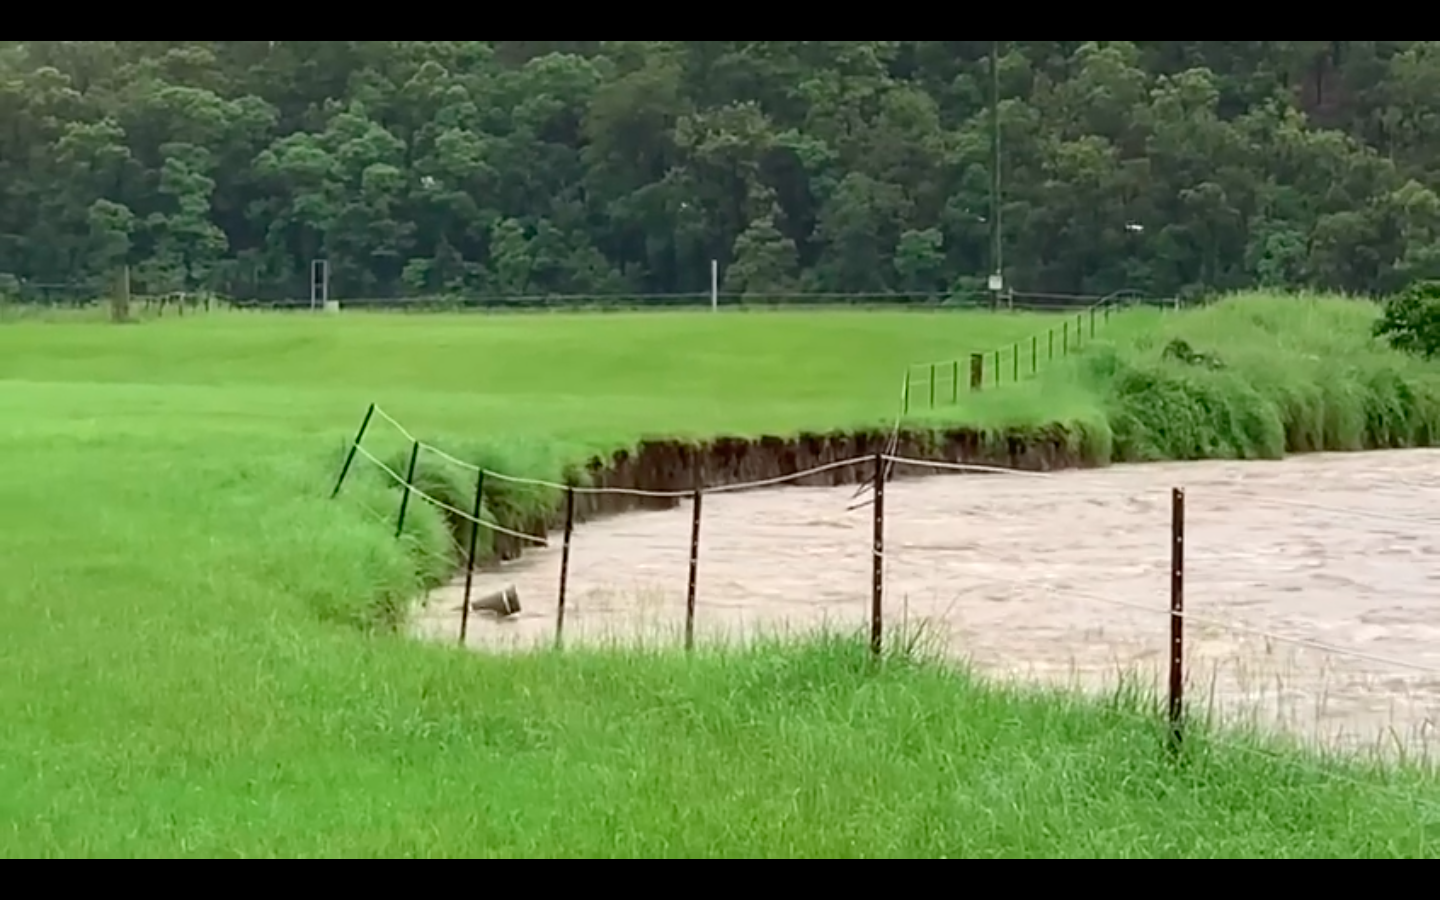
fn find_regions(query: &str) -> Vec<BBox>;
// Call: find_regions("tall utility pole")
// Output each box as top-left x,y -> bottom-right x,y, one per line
988,39 -> 1003,309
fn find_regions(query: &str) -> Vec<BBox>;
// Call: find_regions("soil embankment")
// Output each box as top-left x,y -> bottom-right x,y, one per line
481,424 -> 1088,561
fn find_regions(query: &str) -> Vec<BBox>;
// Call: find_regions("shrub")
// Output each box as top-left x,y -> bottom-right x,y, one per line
1374,280 -> 1440,358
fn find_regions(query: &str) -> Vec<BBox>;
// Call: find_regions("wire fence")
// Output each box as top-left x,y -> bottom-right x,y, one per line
898,290 -> 1158,412
270,288 -> 1179,313
332,406 -> 1440,768
2,281 -> 1183,315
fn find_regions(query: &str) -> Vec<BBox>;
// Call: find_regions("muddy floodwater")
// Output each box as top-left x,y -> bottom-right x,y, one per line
413,449 -> 1440,757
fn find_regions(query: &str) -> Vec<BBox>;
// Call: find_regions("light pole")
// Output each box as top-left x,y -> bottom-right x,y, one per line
988,40 -> 1003,310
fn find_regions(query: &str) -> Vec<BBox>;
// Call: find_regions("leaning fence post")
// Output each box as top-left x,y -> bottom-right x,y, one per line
685,481 -> 703,652
870,448 -> 886,659
393,441 -> 421,539
902,369 -> 911,415
1169,487 -> 1185,754
555,486 -> 575,648
330,403 -> 376,498
459,469 -> 486,645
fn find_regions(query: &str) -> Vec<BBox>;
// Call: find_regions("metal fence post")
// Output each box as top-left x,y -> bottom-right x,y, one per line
1169,487 -> 1186,754
330,403 -> 376,499
555,486 -> 575,648
459,469 -> 486,645
393,441 -> 421,539
870,449 -> 886,658
685,484 -> 703,651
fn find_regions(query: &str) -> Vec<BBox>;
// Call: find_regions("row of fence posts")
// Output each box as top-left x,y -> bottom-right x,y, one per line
328,404 -> 1190,755
904,302 -> 1112,414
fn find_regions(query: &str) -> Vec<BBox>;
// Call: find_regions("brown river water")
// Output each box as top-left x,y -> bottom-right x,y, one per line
412,450 -> 1440,758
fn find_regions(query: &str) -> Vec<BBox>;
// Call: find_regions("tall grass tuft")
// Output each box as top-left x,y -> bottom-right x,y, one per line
1091,293 -> 1440,462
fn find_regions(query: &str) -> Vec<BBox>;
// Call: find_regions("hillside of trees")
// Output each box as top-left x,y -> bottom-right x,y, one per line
3,41 -> 1440,304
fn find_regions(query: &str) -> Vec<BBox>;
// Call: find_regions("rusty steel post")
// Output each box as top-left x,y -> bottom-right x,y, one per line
1169,487 -> 1185,754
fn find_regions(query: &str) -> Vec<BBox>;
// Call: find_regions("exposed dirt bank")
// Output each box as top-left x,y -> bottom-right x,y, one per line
477,425 -> 1088,560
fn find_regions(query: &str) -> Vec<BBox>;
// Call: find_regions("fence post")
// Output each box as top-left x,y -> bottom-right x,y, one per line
110,265 -> 131,324
951,360 -> 959,404
1012,343 -> 1019,382
1169,487 -> 1185,754
393,441 -> 421,539
555,485 -> 575,648
1031,335 -> 1037,375
1063,321 -> 1069,355
993,349 -> 1000,386
1076,313 -> 1083,348
330,403 -> 376,498
929,362 -> 936,409
870,448 -> 886,658
685,482 -> 703,652
902,370 -> 911,415
1090,306 -> 1096,338
1048,329 -> 1054,360
459,469 -> 486,645
969,353 -> 983,392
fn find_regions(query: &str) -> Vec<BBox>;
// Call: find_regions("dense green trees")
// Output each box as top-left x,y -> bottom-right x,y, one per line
3,41 -> 1440,304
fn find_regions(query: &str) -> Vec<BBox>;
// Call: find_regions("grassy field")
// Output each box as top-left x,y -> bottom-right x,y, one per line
1,296 -> 1438,857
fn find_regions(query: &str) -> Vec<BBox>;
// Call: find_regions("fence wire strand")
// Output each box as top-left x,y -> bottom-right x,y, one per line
882,454 -> 1055,478
374,405 -> 1058,499
872,537 -> 1440,681
351,443 -> 550,546
1044,580 -> 1440,678
1201,487 -> 1440,528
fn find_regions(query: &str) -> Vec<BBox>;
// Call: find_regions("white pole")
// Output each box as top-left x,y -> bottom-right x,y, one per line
710,259 -> 718,312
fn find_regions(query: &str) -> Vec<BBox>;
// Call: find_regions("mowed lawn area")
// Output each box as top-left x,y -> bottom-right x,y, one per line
0,305 -> 1435,858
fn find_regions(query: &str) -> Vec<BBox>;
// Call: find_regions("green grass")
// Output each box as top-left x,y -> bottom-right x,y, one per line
1,296 -> 1438,857
911,294 -> 1440,463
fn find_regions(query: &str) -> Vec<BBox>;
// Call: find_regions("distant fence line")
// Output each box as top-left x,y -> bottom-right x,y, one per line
331,404 -> 1440,764
2,283 -> 1183,314
231,289 -> 1180,313
899,291 -> 1155,413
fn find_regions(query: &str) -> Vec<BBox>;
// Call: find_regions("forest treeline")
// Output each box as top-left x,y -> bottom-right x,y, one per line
3,41 -> 1440,304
